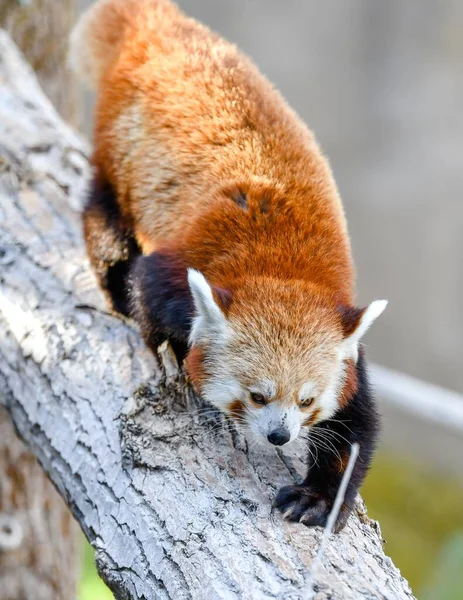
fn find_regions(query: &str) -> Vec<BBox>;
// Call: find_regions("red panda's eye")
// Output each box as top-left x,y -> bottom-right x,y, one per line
300,397 -> 315,408
250,392 -> 267,406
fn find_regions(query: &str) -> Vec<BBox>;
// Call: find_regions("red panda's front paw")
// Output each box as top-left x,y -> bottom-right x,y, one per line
274,484 -> 352,532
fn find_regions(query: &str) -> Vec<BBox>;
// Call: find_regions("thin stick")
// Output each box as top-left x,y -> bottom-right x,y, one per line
306,442 -> 360,599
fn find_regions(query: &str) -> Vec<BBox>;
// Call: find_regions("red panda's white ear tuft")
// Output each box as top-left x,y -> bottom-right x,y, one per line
187,269 -> 229,345
339,300 -> 388,362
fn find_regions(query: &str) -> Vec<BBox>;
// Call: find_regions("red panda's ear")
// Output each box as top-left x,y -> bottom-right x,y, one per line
187,269 -> 231,344
338,300 -> 388,361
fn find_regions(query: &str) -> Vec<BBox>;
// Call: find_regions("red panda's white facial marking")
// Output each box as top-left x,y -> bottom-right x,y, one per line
187,270 -> 387,446
246,401 -> 303,445
298,382 -> 316,403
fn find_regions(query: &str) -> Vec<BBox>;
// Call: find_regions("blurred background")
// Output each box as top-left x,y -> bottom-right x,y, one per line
76,0 -> 463,598
2,0 -> 462,598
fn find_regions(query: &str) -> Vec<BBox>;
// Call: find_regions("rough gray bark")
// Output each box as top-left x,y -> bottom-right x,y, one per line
0,3 -> 82,598
0,31 -> 416,600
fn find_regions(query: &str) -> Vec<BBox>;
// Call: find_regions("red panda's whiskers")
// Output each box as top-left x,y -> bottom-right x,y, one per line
194,429 -> 229,445
188,407 -> 222,418
324,418 -> 355,436
314,427 -> 353,447
310,446 -> 320,469
308,430 -> 343,465
299,430 -> 321,468
304,439 -> 320,469
228,411 -> 248,424
200,421 -> 229,437
308,435 -> 335,457
193,414 -> 248,444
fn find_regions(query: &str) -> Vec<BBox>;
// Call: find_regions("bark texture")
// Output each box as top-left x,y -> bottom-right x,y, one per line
0,31 -> 416,600
0,2 -> 81,597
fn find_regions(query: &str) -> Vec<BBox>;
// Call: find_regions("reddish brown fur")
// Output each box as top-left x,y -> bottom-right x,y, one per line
338,306 -> 367,338
72,0 -> 383,533
228,400 -> 246,420
303,408 -> 322,428
75,0 -> 354,299
184,346 -> 207,392
337,452 -> 352,475
339,360 -> 359,408
73,0 -> 364,403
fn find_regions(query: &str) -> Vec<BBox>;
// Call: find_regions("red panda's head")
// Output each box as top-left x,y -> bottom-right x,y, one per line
185,269 -> 387,447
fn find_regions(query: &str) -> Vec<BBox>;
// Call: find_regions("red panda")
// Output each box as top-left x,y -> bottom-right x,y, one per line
70,0 -> 387,532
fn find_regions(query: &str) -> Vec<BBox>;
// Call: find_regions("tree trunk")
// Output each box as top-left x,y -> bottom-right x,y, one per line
0,30 -> 416,600
0,2 -> 82,598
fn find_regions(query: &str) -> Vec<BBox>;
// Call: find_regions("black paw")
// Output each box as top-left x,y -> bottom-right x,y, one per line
274,484 -> 351,532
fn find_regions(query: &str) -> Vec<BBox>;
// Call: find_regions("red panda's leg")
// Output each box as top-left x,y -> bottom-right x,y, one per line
83,173 -> 140,316
274,350 -> 379,532
129,251 -> 194,361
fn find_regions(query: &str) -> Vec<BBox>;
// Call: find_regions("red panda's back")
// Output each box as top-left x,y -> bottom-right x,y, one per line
73,0 -> 352,295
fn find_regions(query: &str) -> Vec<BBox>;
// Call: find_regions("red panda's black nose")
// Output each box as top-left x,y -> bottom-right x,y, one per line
267,428 -> 291,446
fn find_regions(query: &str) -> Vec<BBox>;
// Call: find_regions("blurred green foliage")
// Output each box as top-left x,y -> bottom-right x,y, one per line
421,532 -> 463,600
80,451 -> 463,599
362,451 -> 463,598
79,542 -> 113,600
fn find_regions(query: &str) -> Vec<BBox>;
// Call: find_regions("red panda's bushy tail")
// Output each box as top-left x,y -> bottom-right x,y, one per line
69,0 -> 127,89
69,0 -> 170,89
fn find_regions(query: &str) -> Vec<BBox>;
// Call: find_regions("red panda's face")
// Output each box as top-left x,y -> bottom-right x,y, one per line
186,270 -> 387,447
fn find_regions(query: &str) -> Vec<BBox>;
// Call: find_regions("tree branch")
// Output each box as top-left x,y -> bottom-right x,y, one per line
0,31 -> 415,600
